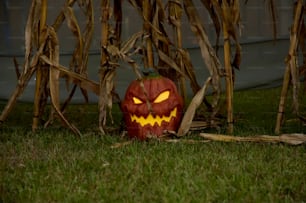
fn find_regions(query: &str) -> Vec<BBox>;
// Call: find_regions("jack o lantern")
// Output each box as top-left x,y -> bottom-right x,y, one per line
121,71 -> 183,140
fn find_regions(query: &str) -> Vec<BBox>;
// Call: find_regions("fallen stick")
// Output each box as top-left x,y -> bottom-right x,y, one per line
199,133 -> 306,145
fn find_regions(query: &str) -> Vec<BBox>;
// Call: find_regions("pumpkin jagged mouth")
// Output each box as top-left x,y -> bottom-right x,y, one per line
130,107 -> 177,127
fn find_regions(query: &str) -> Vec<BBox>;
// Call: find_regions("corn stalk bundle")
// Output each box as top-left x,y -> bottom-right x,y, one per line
177,0 -> 241,135
0,0 -> 241,136
0,0 -> 99,136
97,0 -> 223,134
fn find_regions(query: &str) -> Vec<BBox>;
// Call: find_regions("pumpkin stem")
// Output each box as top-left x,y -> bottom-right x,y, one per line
142,67 -> 159,78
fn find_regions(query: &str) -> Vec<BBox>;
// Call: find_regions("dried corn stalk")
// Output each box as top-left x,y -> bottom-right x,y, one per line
32,0 -> 48,131
57,0 -> 94,111
212,0 -> 241,134
266,0 -> 277,40
99,0 -> 127,134
168,0 -> 187,99
275,0 -> 305,134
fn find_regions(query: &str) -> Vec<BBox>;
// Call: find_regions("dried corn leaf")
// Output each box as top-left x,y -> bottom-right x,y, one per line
201,0 -> 221,50
152,1 -> 170,46
52,0 -> 77,31
177,77 -> 212,136
78,0 -> 94,102
120,31 -> 143,55
200,133 -> 306,145
63,5 -> 84,102
189,120 -> 216,130
183,0 -> 222,118
113,0 -> 123,43
99,69 -> 116,130
163,139 -> 210,144
78,0 -> 94,67
32,0 -> 43,48
267,0 -> 277,40
168,0 -> 183,26
48,28 -> 60,110
183,0 -> 221,79
64,6 -> 83,72
24,0 -> 37,73
178,48 -> 201,93
40,55 -> 100,95
157,50 -> 186,77
47,27 -> 81,136
61,0 -> 94,106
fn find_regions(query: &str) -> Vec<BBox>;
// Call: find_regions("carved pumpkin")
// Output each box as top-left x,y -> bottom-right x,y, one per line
121,72 -> 183,140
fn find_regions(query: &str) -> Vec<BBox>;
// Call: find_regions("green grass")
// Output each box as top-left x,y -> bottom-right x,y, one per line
0,87 -> 305,202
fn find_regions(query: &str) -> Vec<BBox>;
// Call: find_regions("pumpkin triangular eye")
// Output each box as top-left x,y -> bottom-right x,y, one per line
133,97 -> 143,104
154,91 -> 170,103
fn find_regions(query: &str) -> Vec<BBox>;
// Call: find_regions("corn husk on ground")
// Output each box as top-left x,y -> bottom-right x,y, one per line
0,0 -> 304,141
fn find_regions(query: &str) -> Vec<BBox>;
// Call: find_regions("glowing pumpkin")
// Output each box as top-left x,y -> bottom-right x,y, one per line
121,72 -> 183,140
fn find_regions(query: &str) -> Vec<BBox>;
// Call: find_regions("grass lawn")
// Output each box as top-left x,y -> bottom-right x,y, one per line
0,87 -> 305,202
